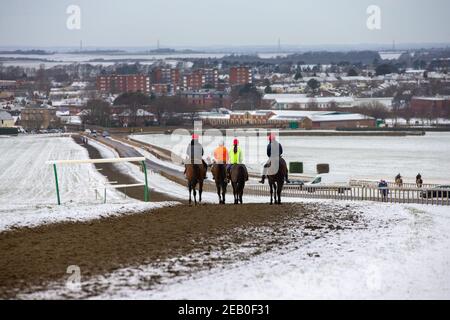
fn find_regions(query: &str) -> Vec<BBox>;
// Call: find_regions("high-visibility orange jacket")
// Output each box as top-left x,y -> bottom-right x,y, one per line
214,146 -> 229,164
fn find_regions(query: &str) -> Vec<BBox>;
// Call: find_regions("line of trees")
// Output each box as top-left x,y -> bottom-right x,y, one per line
83,92 -> 205,128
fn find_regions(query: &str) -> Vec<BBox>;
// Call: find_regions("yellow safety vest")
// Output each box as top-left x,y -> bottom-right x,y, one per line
229,146 -> 243,164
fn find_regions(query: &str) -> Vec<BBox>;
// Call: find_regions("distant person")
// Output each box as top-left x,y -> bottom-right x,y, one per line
416,173 -> 423,188
185,134 -> 207,179
395,173 -> 403,187
228,139 -> 248,181
259,133 -> 289,184
379,179 -> 389,201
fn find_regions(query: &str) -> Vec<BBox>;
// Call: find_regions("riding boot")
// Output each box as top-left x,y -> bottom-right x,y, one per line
259,175 -> 265,184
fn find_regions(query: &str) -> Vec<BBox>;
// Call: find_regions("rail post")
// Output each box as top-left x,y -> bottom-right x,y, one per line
142,161 -> 149,202
53,164 -> 61,205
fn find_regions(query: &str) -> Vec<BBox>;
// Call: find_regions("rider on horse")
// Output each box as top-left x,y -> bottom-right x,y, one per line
213,141 -> 229,181
185,133 -> 207,179
213,141 -> 229,165
259,133 -> 289,184
227,139 -> 249,181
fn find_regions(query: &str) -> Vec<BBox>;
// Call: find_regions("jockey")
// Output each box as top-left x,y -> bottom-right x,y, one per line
213,141 -> 229,164
185,133 -> 207,178
259,133 -> 289,184
227,139 -> 249,181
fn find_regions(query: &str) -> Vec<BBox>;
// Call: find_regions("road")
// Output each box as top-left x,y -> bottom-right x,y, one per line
95,136 -> 187,181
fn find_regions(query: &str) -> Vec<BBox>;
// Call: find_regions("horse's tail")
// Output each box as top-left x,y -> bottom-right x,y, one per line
191,164 -> 199,185
279,158 -> 287,178
238,165 -> 246,190
218,164 -> 225,183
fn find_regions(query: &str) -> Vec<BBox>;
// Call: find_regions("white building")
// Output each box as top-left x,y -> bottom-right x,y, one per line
263,94 -> 393,110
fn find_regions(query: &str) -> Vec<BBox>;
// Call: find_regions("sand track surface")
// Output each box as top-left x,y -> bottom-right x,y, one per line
0,202 -> 363,299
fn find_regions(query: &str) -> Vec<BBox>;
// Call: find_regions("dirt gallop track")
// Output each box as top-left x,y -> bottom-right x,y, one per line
0,202 -> 364,298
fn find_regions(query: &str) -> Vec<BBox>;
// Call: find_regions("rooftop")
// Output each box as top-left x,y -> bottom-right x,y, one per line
0,110 -> 13,121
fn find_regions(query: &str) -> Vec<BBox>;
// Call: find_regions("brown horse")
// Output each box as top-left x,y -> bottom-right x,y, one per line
230,164 -> 246,204
185,164 -> 207,205
211,163 -> 228,204
267,157 -> 288,205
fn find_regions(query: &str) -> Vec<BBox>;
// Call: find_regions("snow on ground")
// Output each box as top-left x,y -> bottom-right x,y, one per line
21,201 -> 450,300
132,132 -> 450,184
163,204 -> 449,300
0,135 -> 122,208
5,135 -> 450,299
106,203 -> 450,300
111,137 -> 185,173
0,201 -> 178,232
0,135 -> 178,231
136,203 -> 450,300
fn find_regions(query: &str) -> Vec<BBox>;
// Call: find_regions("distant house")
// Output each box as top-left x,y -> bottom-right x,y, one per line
263,94 -> 393,110
0,110 -> 15,128
199,109 -> 375,129
263,94 -> 354,109
410,96 -> 450,117
116,109 -> 155,127
20,106 -> 59,130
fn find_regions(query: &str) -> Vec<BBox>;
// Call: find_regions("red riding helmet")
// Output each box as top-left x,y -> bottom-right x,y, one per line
192,134 -> 199,140
269,133 -> 277,141
233,139 -> 239,145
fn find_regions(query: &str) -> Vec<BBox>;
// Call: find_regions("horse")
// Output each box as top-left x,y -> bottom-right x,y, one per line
185,163 -> 207,205
211,163 -> 228,204
230,164 -> 246,204
395,177 -> 403,187
267,157 -> 288,205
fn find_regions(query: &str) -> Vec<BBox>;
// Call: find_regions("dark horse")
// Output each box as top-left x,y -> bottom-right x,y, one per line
185,164 -> 207,205
230,164 -> 246,204
211,163 -> 228,204
267,157 -> 288,205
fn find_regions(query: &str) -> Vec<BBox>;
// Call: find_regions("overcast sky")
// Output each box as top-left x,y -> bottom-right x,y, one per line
1,0 -> 449,48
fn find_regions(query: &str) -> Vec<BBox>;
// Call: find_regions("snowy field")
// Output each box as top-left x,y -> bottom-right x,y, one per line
132,132 -> 450,184
0,135 -> 176,231
2,134 -> 450,299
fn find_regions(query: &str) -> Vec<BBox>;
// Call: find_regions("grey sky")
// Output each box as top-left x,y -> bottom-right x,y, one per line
0,0 -> 449,48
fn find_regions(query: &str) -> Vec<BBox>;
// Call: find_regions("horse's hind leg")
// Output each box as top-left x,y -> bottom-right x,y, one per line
239,184 -> 244,204
269,182 -> 274,205
188,184 -> 192,205
222,184 -> 226,204
273,183 -> 278,204
193,186 -> 197,205
199,181 -> 203,203
216,185 -> 222,204
277,182 -> 283,204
